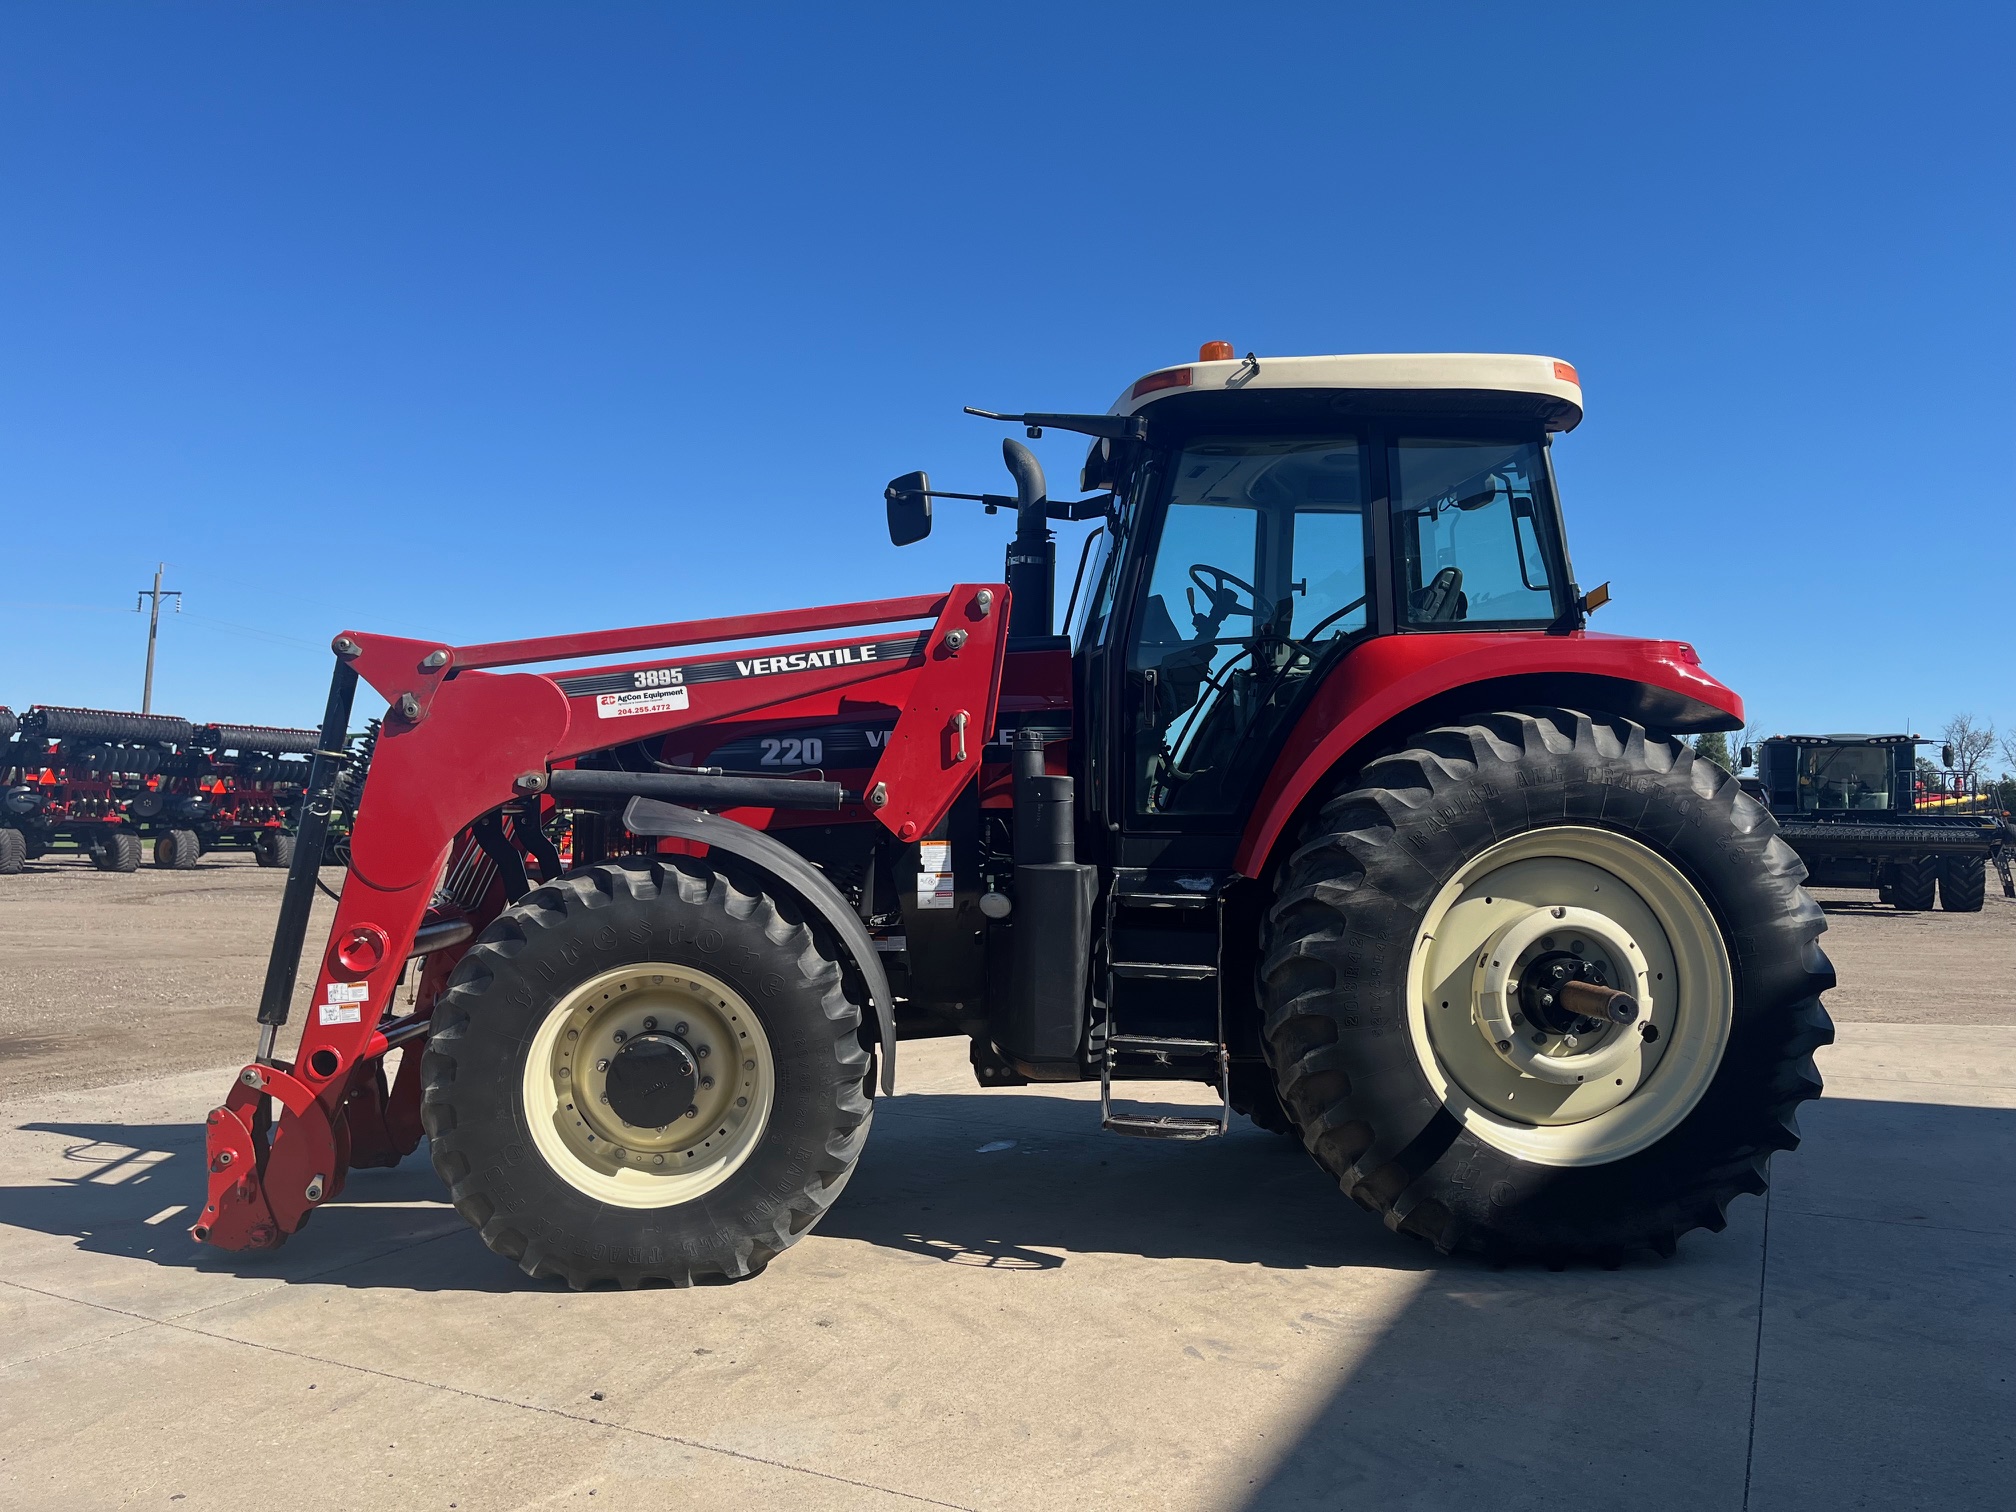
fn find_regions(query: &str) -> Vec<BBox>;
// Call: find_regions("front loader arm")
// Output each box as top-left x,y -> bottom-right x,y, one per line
195,584 -> 1008,1253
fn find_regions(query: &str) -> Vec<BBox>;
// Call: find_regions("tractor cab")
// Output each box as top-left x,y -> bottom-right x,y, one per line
891,349 -> 1589,872
1753,734 -> 1924,817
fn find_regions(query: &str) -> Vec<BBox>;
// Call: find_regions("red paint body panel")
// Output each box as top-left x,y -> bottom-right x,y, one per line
1233,631 -> 1743,877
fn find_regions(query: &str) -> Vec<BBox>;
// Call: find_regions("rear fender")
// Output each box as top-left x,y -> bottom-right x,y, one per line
1236,632 -> 1744,879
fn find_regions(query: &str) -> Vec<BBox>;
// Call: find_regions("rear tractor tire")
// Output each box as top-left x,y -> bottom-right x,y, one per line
422,856 -> 875,1288
1889,857 -> 1938,912
1260,708 -> 1834,1263
91,831 -> 142,873
0,828 -> 24,875
1938,855 -> 1986,913
153,829 -> 202,870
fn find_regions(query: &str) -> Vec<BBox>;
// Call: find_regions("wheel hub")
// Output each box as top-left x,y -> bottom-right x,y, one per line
1406,827 -> 1734,1166
1517,951 -> 1638,1035
602,1032 -> 698,1129
523,963 -> 777,1208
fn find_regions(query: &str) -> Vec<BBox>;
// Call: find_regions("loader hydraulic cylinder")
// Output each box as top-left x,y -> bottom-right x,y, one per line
255,658 -> 357,1050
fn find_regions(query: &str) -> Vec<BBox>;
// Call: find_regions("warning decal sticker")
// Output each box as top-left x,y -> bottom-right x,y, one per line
917,840 -> 955,910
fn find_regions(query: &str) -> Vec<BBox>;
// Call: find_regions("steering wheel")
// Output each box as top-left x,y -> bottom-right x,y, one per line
1187,563 -> 1260,635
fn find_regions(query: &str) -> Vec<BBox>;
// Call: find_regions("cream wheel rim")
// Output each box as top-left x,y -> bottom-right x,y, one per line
1407,826 -> 1733,1167
522,963 -> 776,1208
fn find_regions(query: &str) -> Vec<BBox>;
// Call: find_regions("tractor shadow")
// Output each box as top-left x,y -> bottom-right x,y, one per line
0,1118 -> 495,1288
0,1089 -> 1431,1288
814,1089 -> 1430,1273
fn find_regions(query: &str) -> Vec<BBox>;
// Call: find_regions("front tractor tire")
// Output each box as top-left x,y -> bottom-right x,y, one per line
1260,709 -> 1834,1263
421,857 -> 874,1288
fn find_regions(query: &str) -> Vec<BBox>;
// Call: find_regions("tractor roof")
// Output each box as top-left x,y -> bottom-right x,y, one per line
1111,352 -> 1584,432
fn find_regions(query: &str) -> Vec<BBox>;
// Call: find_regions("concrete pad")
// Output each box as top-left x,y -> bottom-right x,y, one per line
1747,1205 -> 2014,1511
1,1320 -> 934,1511
0,1022 -> 2008,1511
0,1064 -> 467,1323
1814,1022 -> 2016,1108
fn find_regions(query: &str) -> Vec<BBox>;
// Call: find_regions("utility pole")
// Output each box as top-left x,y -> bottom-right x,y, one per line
134,564 -> 182,714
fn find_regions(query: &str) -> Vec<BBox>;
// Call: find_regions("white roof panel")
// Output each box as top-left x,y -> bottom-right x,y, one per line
1112,352 -> 1584,430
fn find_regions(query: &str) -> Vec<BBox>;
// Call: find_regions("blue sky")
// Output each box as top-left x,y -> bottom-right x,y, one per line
2,3 -> 2009,749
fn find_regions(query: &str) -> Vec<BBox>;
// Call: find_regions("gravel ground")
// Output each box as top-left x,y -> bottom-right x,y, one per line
0,850 -> 337,1100
0,856 -> 2005,1100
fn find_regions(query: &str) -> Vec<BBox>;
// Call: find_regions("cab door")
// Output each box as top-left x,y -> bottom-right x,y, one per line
1103,431 -> 1379,871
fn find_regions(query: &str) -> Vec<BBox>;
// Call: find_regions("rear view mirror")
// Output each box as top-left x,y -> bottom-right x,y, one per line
1740,745 -> 1754,770
885,471 -> 932,546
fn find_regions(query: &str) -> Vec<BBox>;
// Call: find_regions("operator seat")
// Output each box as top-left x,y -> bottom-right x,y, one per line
1410,566 -> 1466,622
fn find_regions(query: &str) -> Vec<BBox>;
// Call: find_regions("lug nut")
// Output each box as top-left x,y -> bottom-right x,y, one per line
613,1029 -> 627,1044
557,1066 -> 570,1079
743,1059 -> 755,1070
642,1017 -> 657,1031
684,1106 -> 699,1119
599,1094 -> 610,1104
701,1076 -> 715,1090
674,1022 -> 689,1036
595,1058 -> 610,1072
694,1045 -> 709,1059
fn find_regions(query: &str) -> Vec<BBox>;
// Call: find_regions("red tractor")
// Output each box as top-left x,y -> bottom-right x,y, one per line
194,349 -> 1834,1281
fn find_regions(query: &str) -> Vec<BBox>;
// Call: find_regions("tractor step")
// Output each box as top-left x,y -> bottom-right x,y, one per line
1110,961 -> 1217,980
1099,1034 -> 1231,1138
1112,890 -> 1215,909
1101,1111 -> 1227,1141
1096,876 -> 1230,1138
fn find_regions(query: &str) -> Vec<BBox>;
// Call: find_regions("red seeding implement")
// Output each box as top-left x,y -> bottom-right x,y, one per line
193,349 -> 1834,1281
0,706 -> 324,873
1,705 -> 192,872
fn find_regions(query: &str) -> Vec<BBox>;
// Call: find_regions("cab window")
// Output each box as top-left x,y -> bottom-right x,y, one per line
1127,436 -> 1372,815
1391,439 -> 1558,627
